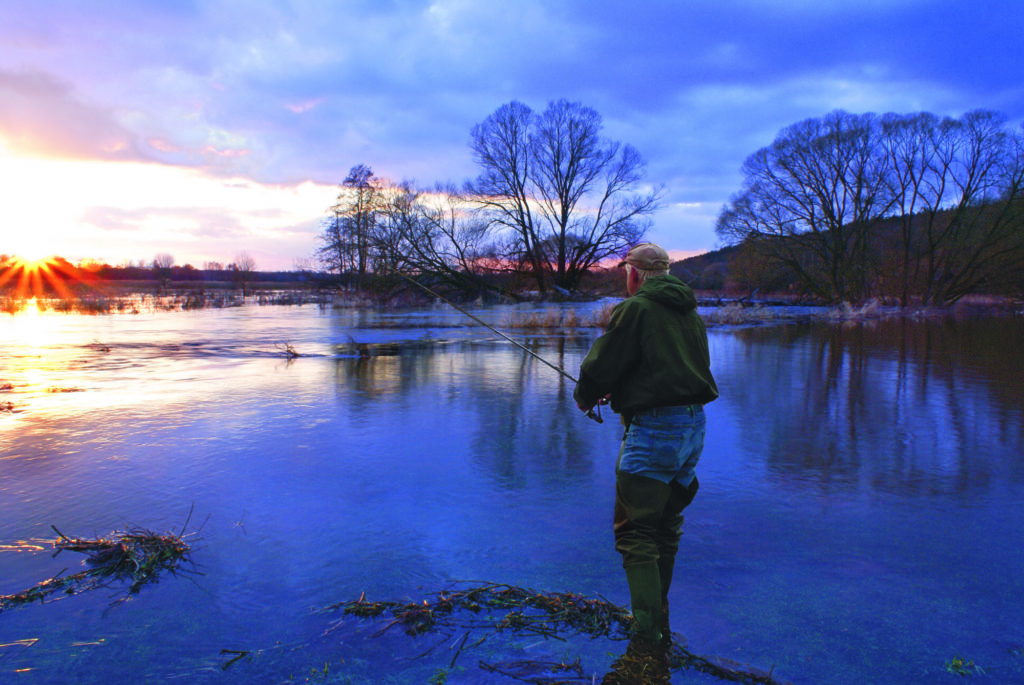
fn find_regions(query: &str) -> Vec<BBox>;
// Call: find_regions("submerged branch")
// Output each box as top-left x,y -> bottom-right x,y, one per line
320,581 -> 788,684
0,523 -> 197,613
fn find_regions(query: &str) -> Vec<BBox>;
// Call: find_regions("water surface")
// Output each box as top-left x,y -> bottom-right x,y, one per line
2,303 -> 1022,683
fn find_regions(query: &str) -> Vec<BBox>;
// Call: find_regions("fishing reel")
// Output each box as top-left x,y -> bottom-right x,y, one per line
584,396 -> 609,423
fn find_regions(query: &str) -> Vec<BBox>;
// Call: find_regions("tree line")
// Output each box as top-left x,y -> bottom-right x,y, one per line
317,99 -> 660,299
320,104 -> 1023,305
715,109 -> 1024,305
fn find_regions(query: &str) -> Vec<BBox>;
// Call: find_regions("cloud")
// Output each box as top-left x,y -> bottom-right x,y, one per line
2,0 -> 1023,260
0,68 -> 147,160
80,206 -> 251,240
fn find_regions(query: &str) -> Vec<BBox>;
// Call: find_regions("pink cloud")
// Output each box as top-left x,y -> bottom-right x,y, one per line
285,98 -> 324,114
0,68 -> 144,162
148,138 -> 180,153
201,145 -> 250,158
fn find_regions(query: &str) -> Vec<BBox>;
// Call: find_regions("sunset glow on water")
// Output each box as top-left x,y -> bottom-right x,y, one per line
2,303 -> 1023,682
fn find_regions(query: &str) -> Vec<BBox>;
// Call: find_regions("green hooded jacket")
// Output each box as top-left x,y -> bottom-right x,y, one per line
573,275 -> 719,417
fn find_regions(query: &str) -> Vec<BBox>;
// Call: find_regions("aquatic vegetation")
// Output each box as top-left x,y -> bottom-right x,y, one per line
502,306 -> 610,329
316,582 -> 787,683
276,342 -> 301,359
0,289 -> 332,316
0,521 -> 197,613
703,304 -> 780,326
945,656 -> 984,676
818,299 -> 886,322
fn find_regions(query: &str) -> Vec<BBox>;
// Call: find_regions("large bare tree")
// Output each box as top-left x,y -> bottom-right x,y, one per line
467,100 -> 660,296
902,111 -> 1024,304
717,111 -> 893,303
719,109 -> 1024,305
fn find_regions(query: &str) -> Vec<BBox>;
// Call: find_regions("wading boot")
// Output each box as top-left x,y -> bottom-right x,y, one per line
658,556 -> 675,644
657,476 -> 698,646
601,638 -> 671,684
624,561 -> 662,644
660,601 -> 672,646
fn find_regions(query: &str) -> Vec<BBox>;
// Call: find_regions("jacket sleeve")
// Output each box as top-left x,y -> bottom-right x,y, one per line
573,301 -> 642,408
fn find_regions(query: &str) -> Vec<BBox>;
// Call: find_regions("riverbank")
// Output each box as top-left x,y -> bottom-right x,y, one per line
3,286 -> 1019,324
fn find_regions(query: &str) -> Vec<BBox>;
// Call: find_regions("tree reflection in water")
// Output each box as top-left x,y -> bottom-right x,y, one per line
712,316 -> 1024,498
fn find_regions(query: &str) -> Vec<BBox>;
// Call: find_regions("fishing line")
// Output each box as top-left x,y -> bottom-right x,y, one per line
396,272 -> 603,423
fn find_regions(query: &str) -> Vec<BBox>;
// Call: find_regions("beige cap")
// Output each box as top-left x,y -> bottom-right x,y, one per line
618,242 -> 670,270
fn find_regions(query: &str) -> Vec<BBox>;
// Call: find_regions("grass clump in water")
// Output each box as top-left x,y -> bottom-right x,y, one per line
945,656 -> 984,677
503,305 -> 614,330
314,582 -> 789,684
0,520 -> 197,613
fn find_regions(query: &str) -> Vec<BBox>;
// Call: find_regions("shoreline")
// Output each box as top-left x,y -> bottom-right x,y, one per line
2,285 -> 1020,321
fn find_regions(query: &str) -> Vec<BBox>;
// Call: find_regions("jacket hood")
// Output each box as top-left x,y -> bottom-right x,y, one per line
635,275 -> 697,313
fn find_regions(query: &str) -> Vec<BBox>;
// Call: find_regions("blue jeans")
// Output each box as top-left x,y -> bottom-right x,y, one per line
616,405 -> 706,486
614,405 -> 706,570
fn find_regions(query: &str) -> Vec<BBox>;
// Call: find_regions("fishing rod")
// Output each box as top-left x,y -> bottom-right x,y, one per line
397,272 -> 603,423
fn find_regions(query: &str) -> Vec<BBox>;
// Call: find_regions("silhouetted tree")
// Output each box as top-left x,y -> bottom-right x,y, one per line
318,164 -> 385,288
716,111 -> 892,303
880,110 -> 1024,304
231,251 -> 257,293
717,109 -> 1024,305
152,253 -> 175,288
467,100 -> 659,296
376,183 -> 496,295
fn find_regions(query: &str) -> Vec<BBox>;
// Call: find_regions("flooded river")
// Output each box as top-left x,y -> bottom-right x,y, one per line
2,301 -> 1023,683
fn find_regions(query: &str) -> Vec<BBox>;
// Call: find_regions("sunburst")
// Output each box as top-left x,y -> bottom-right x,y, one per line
0,255 -> 103,302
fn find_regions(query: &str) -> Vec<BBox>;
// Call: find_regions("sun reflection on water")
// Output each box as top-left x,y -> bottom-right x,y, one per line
1,301 -> 55,421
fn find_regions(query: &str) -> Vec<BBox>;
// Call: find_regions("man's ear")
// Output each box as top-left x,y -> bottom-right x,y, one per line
626,266 -> 638,293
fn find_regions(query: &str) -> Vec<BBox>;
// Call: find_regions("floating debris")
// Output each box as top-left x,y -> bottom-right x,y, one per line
276,342 -> 301,359
945,655 -> 985,677
0,518 -> 198,613
316,582 -> 788,684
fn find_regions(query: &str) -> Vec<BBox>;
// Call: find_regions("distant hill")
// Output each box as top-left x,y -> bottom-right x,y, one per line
670,244 -> 741,290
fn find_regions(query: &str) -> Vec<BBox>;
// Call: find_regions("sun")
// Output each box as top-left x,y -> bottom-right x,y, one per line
0,255 -> 102,302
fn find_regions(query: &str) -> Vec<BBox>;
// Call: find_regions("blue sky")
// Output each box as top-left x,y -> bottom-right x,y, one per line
2,0 -> 1022,269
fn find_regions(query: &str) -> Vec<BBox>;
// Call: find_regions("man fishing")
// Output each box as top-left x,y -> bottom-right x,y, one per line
573,242 -> 719,648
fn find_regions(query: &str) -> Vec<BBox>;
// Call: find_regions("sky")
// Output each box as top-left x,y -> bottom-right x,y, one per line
2,0 -> 1023,271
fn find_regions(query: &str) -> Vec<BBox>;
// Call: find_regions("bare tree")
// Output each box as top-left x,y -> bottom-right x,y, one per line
318,164 -> 385,288
378,183 -> 496,295
231,251 -> 257,293
720,109 -> 1024,305
233,251 -> 256,272
912,111 -> 1024,304
717,111 -> 894,303
879,112 -> 941,305
880,110 -> 1024,304
467,100 -> 659,296
152,253 -> 175,288
152,253 -> 175,270
466,102 -> 545,291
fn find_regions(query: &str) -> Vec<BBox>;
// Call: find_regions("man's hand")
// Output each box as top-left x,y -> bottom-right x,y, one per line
577,394 -> 610,413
